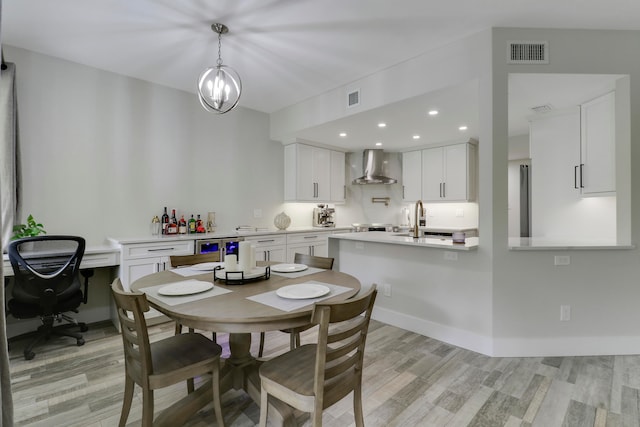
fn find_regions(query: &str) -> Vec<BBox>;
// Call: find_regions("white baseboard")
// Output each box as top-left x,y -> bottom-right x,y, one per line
372,306 -> 640,357
372,306 -> 493,356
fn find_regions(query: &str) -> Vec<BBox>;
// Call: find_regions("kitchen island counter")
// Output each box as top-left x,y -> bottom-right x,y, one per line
329,231 -> 478,250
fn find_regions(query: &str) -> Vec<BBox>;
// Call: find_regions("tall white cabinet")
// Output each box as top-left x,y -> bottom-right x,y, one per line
284,143 -> 345,202
402,141 -> 477,202
580,91 -> 615,195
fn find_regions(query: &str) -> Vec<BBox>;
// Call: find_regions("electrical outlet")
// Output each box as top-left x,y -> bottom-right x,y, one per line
560,305 -> 571,321
554,256 -> 570,265
355,242 -> 364,250
444,251 -> 458,261
253,208 -> 262,218
382,283 -> 392,297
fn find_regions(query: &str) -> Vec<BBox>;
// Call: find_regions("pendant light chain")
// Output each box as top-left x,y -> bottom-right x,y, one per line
217,31 -> 223,66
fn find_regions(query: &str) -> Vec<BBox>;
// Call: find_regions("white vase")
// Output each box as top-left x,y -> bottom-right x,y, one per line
274,212 -> 291,230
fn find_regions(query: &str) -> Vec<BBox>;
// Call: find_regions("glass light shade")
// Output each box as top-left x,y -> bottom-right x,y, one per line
197,64 -> 242,114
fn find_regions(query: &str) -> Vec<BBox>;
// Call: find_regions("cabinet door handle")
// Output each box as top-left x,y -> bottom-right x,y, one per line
574,165 -> 579,189
579,164 -> 584,188
148,247 -> 174,252
402,185 -> 405,199
439,183 -> 443,198
442,182 -> 446,198
313,182 -> 318,198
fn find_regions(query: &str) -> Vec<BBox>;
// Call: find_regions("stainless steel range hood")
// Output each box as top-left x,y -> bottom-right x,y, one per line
352,149 -> 398,184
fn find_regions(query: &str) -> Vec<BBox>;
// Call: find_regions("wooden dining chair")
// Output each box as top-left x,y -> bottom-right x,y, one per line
169,253 -> 219,342
257,253 -> 335,358
258,285 -> 377,427
111,278 -> 225,427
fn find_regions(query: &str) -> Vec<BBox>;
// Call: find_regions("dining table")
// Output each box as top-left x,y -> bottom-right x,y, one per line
130,262 -> 361,426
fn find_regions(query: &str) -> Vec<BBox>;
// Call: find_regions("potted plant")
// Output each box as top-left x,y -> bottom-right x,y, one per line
11,214 -> 46,240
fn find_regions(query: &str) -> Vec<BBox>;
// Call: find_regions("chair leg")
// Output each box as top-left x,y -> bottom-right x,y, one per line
119,376 -> 135,427
174,322 -> 182,335
258,332 -> 265,358
212,362 -> 225,427
354,381 -> 364,427
294,331 -> 301,349
141,388 -> 154,427
259,386 -> 268,427
187,378 -> 195,394
212,331 -> 217,343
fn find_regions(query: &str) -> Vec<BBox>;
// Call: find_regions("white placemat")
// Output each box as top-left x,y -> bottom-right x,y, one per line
170,263 -> 223,277
139,281 -> 231,306
270,266 -> 325,278
247,281 -> 352,312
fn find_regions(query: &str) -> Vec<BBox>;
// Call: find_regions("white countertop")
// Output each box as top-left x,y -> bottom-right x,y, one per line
508,237 -> 635,250
329,231 -> 479,250
109,226 -> 352,245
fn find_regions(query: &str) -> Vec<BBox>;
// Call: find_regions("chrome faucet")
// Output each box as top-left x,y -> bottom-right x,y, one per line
412,200 -> 424,238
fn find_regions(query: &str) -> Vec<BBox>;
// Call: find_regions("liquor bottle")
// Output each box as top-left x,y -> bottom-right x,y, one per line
168,209 -> 178,234
188,214 -> 196,234
196,214 -> 205,233
161,207 -> 169,235
178,215 -> 187,234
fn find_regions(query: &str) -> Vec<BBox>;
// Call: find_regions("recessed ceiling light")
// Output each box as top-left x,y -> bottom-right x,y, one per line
377,122 -> 386,128
412,135 -> 420,140
428,110 -> 439,116
339,132 -> 347,137
458,125 -> 468,131
375,142 -> 383,146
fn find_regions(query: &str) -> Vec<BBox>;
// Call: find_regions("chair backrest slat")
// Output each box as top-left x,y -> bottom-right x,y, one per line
293,253 -> 334,270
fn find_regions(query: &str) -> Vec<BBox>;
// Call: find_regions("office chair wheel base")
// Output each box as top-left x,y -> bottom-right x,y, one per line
24,351 -> 35,361
77,338 -> 85,346
80,324 -> 88,332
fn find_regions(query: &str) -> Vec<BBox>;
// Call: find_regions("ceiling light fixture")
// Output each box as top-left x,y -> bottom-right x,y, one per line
378,122 -> 386,128
197,23 -> 242,114
339,132 -> 347,137
459,125 -> 468,131
428,110 -> 439,116
375,142 -> 383,146
413,135 -> 420,140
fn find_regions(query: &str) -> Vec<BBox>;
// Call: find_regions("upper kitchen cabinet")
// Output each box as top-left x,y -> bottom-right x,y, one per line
580,91 -> 615,196
402,150 -> 422,201
421,141 -> 477,202
284,143 -> 345,202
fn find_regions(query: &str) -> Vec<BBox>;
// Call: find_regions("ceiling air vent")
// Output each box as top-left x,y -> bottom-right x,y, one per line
508,41 -> 549,64
347,89 -> 360,108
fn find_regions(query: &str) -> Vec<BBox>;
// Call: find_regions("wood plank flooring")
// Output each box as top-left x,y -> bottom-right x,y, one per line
8,320 -> 640,426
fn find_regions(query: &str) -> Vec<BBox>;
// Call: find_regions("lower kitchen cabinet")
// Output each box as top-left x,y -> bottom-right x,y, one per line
286,231 -> 329,262
243,234 -> 286,262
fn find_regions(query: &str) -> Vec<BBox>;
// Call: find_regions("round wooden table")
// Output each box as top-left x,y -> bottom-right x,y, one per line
131,265 -> 361,426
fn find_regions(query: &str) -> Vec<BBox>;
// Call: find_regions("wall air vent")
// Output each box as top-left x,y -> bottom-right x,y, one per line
508,41 -> 549,64
347,89 -> 360,108
531,104 -> 553,113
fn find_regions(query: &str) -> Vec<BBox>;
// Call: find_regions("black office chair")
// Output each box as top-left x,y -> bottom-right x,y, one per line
7,235 -> 89,360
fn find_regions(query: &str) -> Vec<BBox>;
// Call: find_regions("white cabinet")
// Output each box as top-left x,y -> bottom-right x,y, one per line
118,240 -> 195,291
243,234 -> 286,263
402,150 -> 422,201
284,143 -> 345,202
421,142 -> 476,202
286,232 -> 329,262
580,91 -> 615,195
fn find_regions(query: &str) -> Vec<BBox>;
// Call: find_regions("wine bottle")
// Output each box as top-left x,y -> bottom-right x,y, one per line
161,207 -> 169,235
178,215 -> 187,234
188,214 -> 196,234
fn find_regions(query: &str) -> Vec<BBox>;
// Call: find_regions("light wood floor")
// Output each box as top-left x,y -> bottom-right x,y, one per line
8,320 -> 640,427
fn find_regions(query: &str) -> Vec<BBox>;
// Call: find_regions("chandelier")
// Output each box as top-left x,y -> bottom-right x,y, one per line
197,23 -> 242,114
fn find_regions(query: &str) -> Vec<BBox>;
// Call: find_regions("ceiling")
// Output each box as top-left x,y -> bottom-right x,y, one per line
4,0 -> 640,151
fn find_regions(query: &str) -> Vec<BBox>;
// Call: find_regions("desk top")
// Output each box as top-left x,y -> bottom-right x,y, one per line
131,268 -> 360,334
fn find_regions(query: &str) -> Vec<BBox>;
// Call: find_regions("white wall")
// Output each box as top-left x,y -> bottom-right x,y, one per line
5,45 -> 285,246
492,28 -> 640,356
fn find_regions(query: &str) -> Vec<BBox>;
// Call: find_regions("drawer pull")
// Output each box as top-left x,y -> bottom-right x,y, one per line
258,239 -> 275,243
304,236 -> 318,239
147,247 -> 175,252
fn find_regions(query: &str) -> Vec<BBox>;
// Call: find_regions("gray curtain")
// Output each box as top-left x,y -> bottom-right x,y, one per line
0,59 -> 16,425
